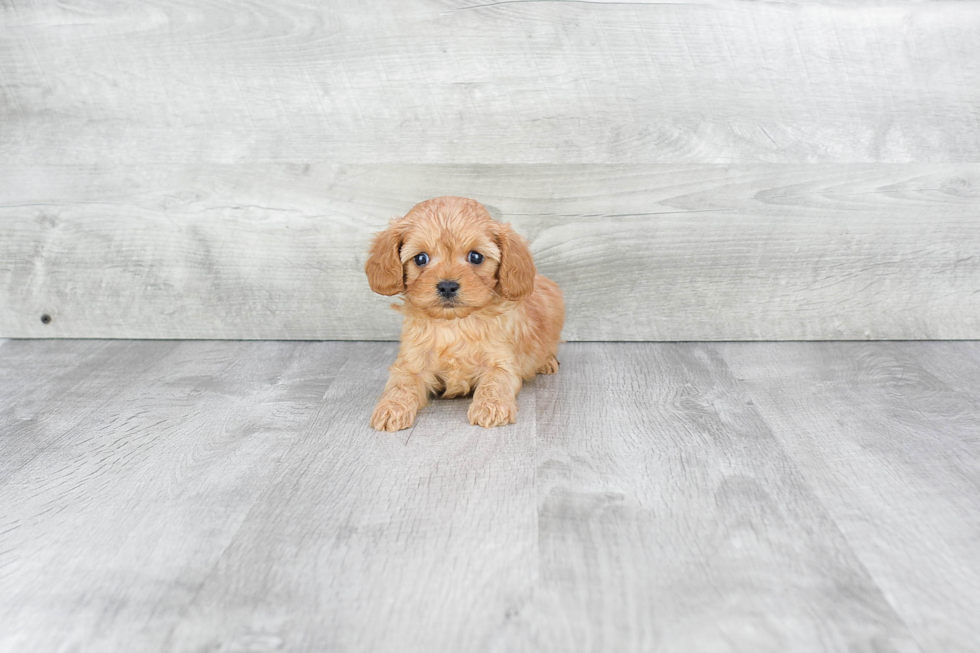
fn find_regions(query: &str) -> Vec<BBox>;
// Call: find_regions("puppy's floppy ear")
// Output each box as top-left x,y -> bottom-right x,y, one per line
494,222 -> 536,300
365,219 -> 407,296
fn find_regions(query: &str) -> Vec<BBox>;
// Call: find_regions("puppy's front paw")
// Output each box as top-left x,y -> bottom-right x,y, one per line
468,398 -> 517,428
371,400 -> 417,432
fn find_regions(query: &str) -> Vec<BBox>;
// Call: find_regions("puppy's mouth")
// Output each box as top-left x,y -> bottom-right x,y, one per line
429,297 -> 471,318
435,291 -> 464,308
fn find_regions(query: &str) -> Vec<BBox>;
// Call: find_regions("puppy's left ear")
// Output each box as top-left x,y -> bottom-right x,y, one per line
495,222 -> 536,300
365,219 -> 407,296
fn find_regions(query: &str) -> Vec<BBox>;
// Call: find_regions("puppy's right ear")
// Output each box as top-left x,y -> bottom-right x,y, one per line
365,219 -> 406,296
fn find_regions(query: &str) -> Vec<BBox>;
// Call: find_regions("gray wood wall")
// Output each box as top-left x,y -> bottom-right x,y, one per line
2,0 -> 978,340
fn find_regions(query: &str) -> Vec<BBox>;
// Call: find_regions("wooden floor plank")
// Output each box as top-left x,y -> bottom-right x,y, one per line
520,343 -> 920,653
717,342 -> 980,653
0,339 -> 111,405
899,341 -> 980,397
162,342 -> 537,653
2,341 -> 979,652
0,340 -> 178,477
0,341 -> 351,652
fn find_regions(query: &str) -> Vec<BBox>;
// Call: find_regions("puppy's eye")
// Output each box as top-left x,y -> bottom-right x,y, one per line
414,252 -> 429,267
467,251 -> 484,265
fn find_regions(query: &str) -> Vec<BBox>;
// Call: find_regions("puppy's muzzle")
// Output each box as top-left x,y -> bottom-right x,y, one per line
436,280 -> 460,301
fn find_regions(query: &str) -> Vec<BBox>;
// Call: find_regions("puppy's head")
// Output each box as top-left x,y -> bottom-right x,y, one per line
365,196 -> 536,318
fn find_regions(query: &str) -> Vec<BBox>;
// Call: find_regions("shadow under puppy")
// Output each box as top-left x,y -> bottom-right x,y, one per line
366,196 -> 564,431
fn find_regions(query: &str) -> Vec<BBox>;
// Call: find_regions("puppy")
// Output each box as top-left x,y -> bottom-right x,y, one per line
365,196 -> 564,431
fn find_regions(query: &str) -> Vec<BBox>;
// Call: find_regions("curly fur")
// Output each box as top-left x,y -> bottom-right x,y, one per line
365,196 -> 564,430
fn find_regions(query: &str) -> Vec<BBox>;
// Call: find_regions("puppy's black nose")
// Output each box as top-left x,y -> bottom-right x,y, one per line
436,280 -> 460,298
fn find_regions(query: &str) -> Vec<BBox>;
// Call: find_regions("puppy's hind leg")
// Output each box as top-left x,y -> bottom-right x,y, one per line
536,355 -> 560,375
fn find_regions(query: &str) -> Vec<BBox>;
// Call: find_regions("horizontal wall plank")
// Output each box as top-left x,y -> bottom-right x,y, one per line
3,1 -> 979,340
1,163 -> 977,340
1,0 -> 978,166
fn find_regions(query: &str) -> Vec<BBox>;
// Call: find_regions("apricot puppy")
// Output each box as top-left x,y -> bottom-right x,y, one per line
366,196 -> 564,431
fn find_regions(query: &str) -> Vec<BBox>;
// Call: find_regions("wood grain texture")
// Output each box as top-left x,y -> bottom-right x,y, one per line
518,343 -> 921,653
2,163 -> 978,340
2,0 -> 978,166
0,339 -> 176,477
901,341 -> 980,397
718,342 -> 980,653
0,340 -> 351,652
4,340 -> 980,651
0,340 -> 537,653
3,0 -> 980,340
164,344 -> 537,653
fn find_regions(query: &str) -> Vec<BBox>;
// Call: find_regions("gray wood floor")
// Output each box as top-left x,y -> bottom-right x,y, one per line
1,340 -> 978,653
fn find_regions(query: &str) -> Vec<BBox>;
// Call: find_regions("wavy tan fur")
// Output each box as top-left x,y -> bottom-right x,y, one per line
365,196 -> 564,430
